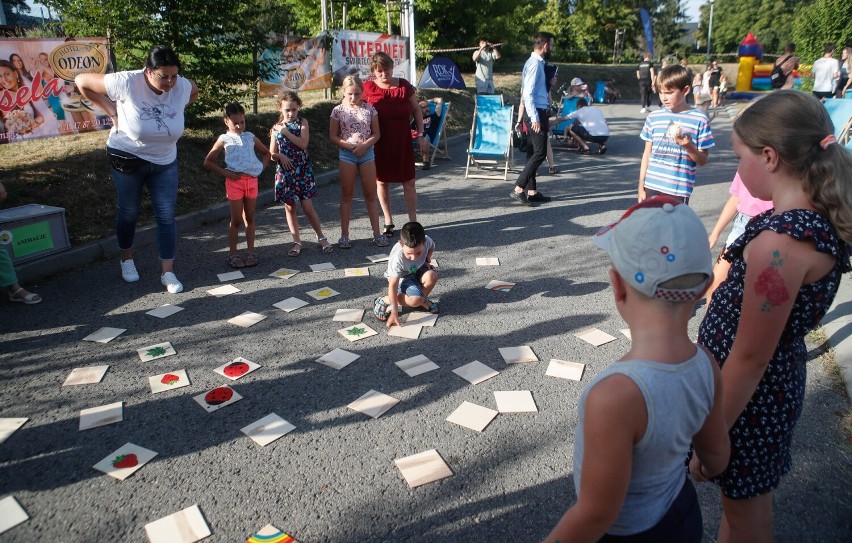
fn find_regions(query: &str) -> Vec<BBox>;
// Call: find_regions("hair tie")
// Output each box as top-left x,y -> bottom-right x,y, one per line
820,134 -> 837,149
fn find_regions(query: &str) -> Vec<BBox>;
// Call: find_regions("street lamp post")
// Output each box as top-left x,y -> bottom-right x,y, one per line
706,0 -> 715,64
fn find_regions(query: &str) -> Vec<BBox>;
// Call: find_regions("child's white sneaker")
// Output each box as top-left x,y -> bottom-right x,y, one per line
160,272 -> 184,294
120,259 -> 139,282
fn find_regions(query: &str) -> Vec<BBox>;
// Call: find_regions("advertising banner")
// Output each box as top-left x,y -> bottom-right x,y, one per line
331,31 -> 409,85
258,33 -> 332,97
0,37 -> 114,144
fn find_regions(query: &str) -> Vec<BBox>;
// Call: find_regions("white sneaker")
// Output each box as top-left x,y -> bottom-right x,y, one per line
120,259 -> 139,282
160,272 -> 184,294
640,108 -> 647,113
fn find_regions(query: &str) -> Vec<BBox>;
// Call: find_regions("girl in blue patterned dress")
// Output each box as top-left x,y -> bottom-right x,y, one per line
269,91 -> 332,256
691,91 -> 852,542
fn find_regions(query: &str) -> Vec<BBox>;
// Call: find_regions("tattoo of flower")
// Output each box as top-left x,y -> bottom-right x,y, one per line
754,250 -> 790,312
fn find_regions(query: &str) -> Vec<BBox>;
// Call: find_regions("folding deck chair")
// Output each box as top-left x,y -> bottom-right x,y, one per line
426,101 -> 452,163
551,96 -> 580,147
464,99 -> 515,181
823,98 -> 852,150
476,94 -> 504,108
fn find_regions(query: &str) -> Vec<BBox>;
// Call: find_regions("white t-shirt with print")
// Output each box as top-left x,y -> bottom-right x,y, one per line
384,235 -> 435,278
104,70 -> 193,164
220,131 -> 264,177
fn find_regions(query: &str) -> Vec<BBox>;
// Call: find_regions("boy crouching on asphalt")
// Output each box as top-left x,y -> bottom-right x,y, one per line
544,196 -> 729,543
373,222 -> 439,328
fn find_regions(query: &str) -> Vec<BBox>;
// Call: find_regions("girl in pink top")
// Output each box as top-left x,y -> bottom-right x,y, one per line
329,75 -> 383,248
705,172 -> 774,303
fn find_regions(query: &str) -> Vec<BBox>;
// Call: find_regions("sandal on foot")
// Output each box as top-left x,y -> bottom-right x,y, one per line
8,287 -> 42,305
244,252 -> 258,267
318,237 -> 334,254
338,236 -> 352,249
420,299 -> 439,314
227,253 -> 245,269
383,224 -> 395,238
548,166 -> 558,174
374,234 -> 389,247
373,297 -> 392,321
287,242 -> 302,257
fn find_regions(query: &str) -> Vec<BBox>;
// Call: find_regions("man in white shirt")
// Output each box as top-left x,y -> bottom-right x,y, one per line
511,31 -> 555,207
812,44 -> 840,100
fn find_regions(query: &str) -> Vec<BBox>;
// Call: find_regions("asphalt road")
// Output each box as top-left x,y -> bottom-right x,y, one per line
1,102 -> 850,542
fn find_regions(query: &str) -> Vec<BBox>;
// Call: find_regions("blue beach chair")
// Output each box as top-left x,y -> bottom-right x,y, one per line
551,96 -> 580,146
822,99 -> 852,150
465,100 -> 515,180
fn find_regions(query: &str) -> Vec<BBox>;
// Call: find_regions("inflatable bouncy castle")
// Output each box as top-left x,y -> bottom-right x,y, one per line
735,33 -> 800,94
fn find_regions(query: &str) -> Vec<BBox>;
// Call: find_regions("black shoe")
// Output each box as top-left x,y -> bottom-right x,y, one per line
598,144 -> 607,155
527,192 -> 551,203
578,147 -> 590,155
509,191 -> 532,206
423,161 -> 431,170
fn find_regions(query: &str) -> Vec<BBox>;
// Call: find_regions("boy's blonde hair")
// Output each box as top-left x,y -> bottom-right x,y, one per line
734,90 -> 852,244
656,65 -> 691,91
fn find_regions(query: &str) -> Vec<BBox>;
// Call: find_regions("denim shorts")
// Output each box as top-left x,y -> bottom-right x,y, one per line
397,264 -> 431,297
339,147 -> 375,166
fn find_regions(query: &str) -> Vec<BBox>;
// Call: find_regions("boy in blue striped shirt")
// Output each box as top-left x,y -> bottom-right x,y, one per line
638,65 -> 714,204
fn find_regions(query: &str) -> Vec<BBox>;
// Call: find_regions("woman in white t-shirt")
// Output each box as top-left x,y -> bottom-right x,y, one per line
76,45 -> 198,294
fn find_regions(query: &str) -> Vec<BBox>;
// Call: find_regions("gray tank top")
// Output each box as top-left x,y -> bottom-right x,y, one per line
573,349 -> 714,535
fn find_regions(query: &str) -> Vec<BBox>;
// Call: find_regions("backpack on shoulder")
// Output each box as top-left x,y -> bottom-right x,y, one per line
770,55 -> 792,89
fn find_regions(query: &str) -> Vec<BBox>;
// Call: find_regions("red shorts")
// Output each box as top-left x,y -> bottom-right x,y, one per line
225,175 -> 259,200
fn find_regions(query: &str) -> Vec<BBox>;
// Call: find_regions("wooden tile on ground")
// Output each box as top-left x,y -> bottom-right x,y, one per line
273,297 -> 309,312
366,253 -> 389,263
79,401 -> 123,431
316,348 -> 360,370
387,322 -> 423,339
344,267 -> 370,277
333,308 -> 364,322
146,304 -> 185,318
404,312 -> 438,327
494,390 -> 538,413
137,342 -> 177,362
63,365 -> 109,386
149,369 -> 191,393
269,268 -> 300,280
347,390 -> 400,419
476,257 -> 500,266
0,496 -> 29,535
485,280 -> 515,292
93,442 -> 157,481
214,357 -> 260,380
395,354 -> 439,377
575,328 -> 617,347
394,449 -> 453,488
452,361 -> 499,385
247,525 -> 298,542
337,324 -> 378,342
446,401 -> 498,432
309,262 -> 336,272
206,284 -> 241,297
546,359 -> 585,381
228,312 -> 267,328
217,270 -> 244,282
193,386 -> 242,413
82,327 -> 126,343
143,504 -> 210,543
0,418 -> 28,445
241,413 -> 296,447
498,346 -> 538,364
306,286 -> 340,301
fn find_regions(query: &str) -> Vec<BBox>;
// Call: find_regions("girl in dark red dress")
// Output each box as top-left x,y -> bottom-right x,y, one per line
362,52 -> 429,238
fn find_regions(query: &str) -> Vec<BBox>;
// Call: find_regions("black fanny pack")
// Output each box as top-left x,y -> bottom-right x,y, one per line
106,147 -> 148,173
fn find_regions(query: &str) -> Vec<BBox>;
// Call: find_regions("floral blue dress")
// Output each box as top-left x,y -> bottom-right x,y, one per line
699,209 -> 850,499
273,117 -> 317,204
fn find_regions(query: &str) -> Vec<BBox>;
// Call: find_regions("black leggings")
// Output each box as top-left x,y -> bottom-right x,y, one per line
639,81 -> 653,108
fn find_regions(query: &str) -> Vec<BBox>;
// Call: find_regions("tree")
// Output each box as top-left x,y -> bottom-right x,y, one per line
696,0 -> 795,58
792,0 -> 852,63
652,0 -> 688,59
